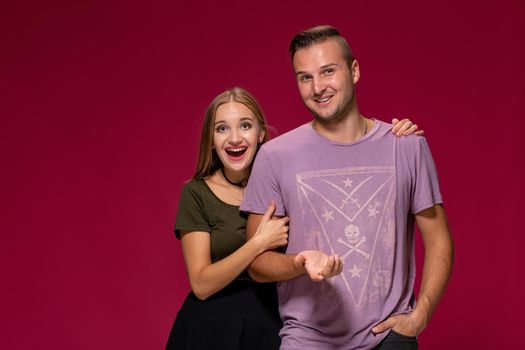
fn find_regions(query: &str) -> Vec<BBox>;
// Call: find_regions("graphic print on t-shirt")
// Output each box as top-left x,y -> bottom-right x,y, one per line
297,166 -> 396,308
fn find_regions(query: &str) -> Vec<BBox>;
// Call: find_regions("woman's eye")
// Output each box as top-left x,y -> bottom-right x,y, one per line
215,125 -> 228,133
240,122 -> 253,130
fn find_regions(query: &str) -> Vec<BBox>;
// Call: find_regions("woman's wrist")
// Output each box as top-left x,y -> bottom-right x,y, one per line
245,235 -> 266,256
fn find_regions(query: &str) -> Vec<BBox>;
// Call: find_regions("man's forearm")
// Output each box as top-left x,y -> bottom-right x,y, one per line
413,205 -> 454,330
413,232 -> 454,324
248,250 -> 305,282
247,212 -> 305,282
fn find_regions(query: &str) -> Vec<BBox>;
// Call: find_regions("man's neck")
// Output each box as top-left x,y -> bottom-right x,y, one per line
311,111 -> 372,144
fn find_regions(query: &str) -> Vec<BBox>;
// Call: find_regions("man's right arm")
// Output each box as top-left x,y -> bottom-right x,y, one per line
247,213 -> 344,282
246,213 -> 305,282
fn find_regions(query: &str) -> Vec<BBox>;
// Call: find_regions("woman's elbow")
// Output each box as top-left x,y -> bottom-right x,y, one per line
192,291 -> 210,301
189,281 -> 212,301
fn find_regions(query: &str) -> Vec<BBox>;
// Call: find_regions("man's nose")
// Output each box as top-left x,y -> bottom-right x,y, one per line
312,77 -> 325,95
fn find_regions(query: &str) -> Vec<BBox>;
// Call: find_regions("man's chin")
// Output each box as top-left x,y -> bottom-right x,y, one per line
312,111 -> 339,124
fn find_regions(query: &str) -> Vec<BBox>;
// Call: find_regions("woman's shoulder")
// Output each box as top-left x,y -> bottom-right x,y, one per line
179,178 -> 210,201
183,177 -> 205,190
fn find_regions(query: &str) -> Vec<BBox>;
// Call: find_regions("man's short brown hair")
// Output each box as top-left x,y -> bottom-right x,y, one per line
289,25 -> 354,69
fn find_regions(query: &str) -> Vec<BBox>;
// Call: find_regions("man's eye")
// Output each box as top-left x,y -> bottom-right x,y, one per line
323,68 -> 334,75
299,75 -> 312,82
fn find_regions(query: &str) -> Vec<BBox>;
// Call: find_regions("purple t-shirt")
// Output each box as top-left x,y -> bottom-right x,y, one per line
241,120 -> 442,350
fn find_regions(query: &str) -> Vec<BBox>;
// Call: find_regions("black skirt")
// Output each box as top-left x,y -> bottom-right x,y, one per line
166,280 -> 282,350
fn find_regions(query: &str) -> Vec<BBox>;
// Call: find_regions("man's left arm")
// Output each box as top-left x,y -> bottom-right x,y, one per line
372,204 -> 454,336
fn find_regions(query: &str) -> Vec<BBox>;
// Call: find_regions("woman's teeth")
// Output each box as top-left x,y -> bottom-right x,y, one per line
226,147 -> 247,156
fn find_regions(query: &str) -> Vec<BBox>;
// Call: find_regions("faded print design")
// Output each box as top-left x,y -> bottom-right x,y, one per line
297,166 -> 396,308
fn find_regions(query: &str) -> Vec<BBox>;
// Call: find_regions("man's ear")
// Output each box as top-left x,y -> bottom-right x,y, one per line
351,60 -> 360,84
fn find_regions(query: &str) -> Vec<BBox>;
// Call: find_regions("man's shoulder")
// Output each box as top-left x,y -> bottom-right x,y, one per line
374,120 -> 425,147
371,120 -> 429,159
396,133 -> 428,149
260,123 -> 310,152
392,135 -> 428,167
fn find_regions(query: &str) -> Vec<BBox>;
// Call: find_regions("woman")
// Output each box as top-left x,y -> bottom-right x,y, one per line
166,87 -> 421,350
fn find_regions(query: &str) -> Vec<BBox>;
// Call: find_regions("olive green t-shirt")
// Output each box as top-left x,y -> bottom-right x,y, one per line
175,178 -> 248,265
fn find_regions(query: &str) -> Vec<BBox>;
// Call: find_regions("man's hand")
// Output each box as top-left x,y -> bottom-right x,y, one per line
372,311 -> 427,337
294,250 -> 343,282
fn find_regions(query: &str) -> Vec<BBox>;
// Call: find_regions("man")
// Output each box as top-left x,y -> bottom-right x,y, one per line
240,25 -> 453,350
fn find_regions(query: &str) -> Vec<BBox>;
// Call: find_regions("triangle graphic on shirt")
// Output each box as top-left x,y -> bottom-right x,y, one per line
296,166 -> 396,308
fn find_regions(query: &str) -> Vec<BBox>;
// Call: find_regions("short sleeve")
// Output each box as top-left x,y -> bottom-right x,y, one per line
241,146 -> 286,216
411,137 -> 443,214
174,182 -> 211,239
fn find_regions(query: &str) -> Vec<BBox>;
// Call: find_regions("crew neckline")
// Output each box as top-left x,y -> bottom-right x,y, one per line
304,119 -> 382,146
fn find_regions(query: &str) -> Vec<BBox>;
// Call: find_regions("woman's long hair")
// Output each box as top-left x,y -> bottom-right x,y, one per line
193,87 -> 270,179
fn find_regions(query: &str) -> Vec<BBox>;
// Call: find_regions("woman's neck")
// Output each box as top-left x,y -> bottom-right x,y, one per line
221,167 -> 248,188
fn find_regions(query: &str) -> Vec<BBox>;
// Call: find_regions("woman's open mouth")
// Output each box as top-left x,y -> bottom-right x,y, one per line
225,146 -> 248,159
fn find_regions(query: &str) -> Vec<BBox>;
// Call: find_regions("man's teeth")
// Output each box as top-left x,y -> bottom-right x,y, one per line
317,97 -> 330,102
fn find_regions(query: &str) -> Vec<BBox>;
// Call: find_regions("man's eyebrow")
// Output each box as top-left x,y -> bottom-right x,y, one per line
320,63 -> 339,70
295,63 -> 339,76
295,70 -> 310,77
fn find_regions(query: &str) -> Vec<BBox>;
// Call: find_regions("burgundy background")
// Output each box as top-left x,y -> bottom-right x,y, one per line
1,0 -> 523,349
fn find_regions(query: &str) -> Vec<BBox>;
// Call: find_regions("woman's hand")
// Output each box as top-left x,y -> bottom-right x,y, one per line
251,200 -> 289,252
391,118 -> 424,136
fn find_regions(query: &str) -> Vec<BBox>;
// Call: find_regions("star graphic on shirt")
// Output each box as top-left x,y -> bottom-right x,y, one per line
343,178 -> 354,188
348,264 -> 363,278
322,209 -> 335,222
368,205 -> 380,218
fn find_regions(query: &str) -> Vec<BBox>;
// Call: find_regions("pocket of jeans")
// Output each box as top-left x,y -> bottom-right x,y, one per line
390,330 -> 417,341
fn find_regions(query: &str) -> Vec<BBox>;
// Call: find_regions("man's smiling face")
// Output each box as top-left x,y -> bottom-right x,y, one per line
293,38 -> 360,125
